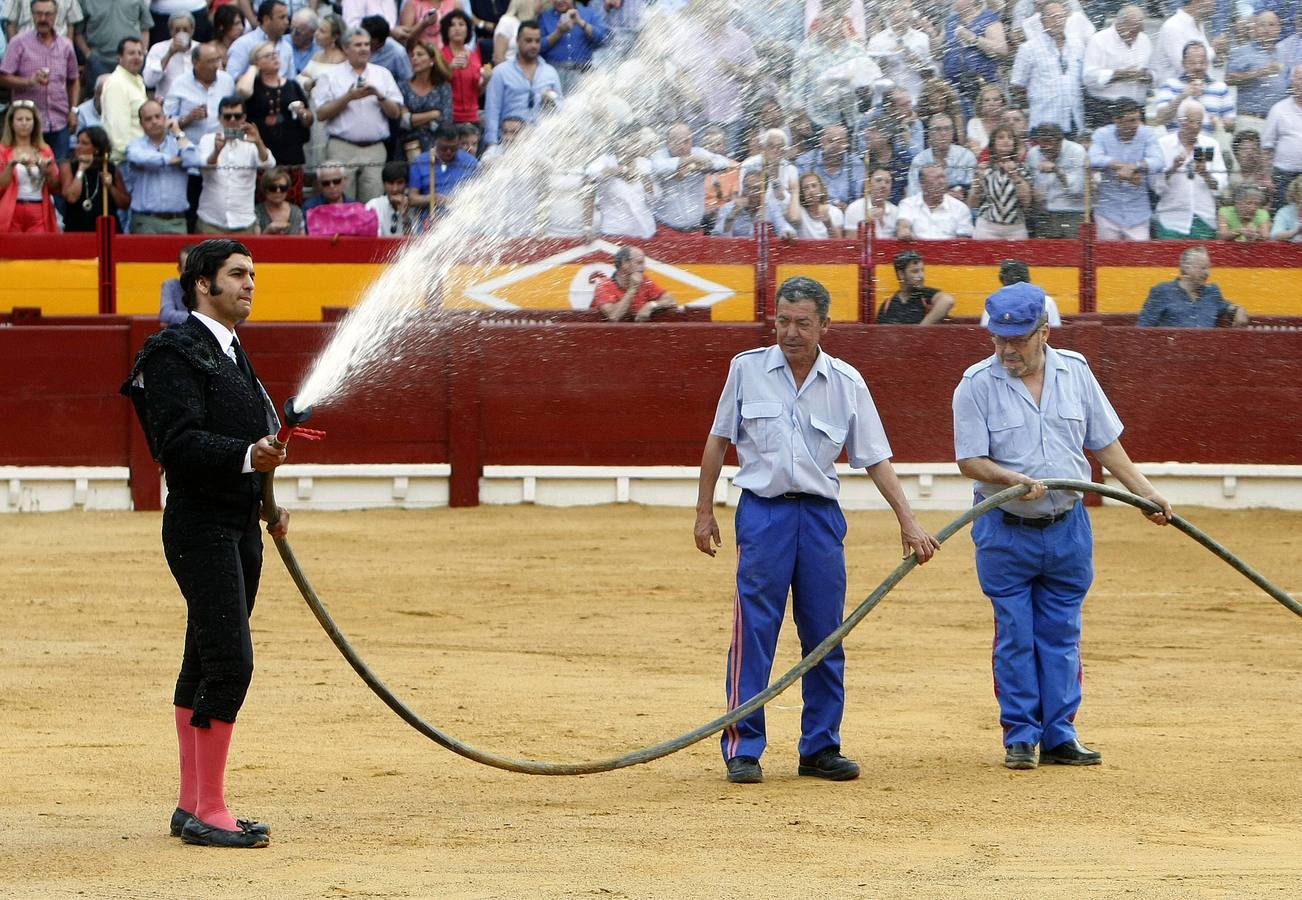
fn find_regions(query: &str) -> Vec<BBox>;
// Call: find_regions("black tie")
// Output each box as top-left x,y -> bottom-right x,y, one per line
232,340 -> 255,384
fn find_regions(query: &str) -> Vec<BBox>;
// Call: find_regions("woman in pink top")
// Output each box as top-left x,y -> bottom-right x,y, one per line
399,0 -> 468,48
440,9 -> 489,124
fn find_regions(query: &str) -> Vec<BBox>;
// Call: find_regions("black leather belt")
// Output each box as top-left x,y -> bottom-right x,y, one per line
781,492 -> 821,501
1002,510 -> 1070,529
135,210 -> 186,218
328,135 -> 382,147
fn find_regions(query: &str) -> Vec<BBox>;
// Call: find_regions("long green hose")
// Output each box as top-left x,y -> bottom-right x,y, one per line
262,478 -> 1299,775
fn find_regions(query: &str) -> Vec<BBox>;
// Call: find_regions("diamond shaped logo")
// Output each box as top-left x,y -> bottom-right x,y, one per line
459,240 -> 737,311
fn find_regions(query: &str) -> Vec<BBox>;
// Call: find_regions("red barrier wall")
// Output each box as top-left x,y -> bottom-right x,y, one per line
5,319 -> 1302,508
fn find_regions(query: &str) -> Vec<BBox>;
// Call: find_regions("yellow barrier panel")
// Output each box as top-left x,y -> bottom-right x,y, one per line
0,260 -> 99,315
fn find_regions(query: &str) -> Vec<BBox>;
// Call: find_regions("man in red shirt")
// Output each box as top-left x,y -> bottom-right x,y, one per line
590,246 -> 680,322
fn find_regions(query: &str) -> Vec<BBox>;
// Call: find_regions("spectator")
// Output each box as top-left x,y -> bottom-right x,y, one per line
0,0 -> 80,161
1152,42 -> 1234,136
649,121 -> 731,234
1015,0 -> 1094,48
254,165 -> 305,233
313,27 -> 402,202
238,40 -> 312,172
440,9 -> 487,124
940,0 -> 1008,98
897,163 -> 974,239
393,1 -> 444,49
788,8 -> 881,131
1263,64 -> 1302,208
1026,122 -> 1086,236
1226,12 -> 1287,136
1152,0 -> 1220,87
590,245 -> 679,322
906,114 -> 976,198
408,122 -> 478,213
158,244 -> 194,325
165,41 -> 233,146
739,127 -> 800,204
145,2 -> 208,48
969,125 -> 1033,240
341,0 -> 398,29
59,125 -> 128,228
75,73 -> 111,132
843,167 -> 898,236
1010,3 -> 1085,135
0,100 -> 60,232
795,171 -> 843,238
142,11 -> 195,101
584,126 -> 657,240
125,99 -> 192,232
877,250 -> 956,324
77,0 -> 152,85
1152,98 -> 1227,239
863,125 -> 910,204
966,83 -> 1007,154
482,19 -> 559,145
979,257 -> 1063,327
297,12 -> 345,96
669,2 -> 756,156
1217,182 -> 1271,240
1280,8 -> 1302,72
209,3 -> 246,65
1000,107 -> 1031,154
867,1 -> 934,102
599,0 -> 646,57
303,160 -> 350,211
365,158 -> 419,234
1089,97 -> 1161,239
700,123 -> 739,229
539,0 -> 604,93
493,0 -> 538,64
288,6 -> 318,74
184,95 -> 275,233
1137,246 -> 1248,326
457,121 -> 480,156
1230,129 -> 1276,199
3,0 -> 83,41
102,36 -> 149,160
1270,172 -> 1302,239
795,123 -> 862,209
401,40 -> 452,150
915,74 -> 966,147
479,114 -> 523,161
227,0 -> 293,79
867,87 -> 925,161
711,169 -> 797,239
1082,5 -> 1152,130
360,13 -> 411,82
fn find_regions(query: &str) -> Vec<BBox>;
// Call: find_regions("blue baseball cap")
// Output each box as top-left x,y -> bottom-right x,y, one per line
985,282 -> 1047,337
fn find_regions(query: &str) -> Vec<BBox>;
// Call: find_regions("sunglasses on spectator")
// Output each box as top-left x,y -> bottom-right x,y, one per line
12,99 -> 37,109
267,183 -> 290,192
319,178 -> 343,186
221,112 -> 245,121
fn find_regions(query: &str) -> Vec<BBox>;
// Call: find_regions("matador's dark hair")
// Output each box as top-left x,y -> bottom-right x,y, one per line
181,239 -> 252,310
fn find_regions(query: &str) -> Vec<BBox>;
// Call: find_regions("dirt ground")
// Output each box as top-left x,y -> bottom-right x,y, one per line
1,503 -> 1300,899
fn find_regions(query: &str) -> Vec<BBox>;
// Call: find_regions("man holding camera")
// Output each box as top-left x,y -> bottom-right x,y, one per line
183,96 -> 276,235
1151,98 -> 1226,239
312,27 -> 402,203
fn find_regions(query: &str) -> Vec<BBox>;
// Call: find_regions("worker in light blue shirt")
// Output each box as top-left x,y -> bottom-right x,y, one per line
694,276 -> 939,786
953,282 -> 1173,772
1088,97 -> 1164,239
482,22 -> 563,145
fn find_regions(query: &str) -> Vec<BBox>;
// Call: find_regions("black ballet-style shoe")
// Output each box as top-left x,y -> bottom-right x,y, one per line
180,815 -> 271,848
171,807 -> 270,837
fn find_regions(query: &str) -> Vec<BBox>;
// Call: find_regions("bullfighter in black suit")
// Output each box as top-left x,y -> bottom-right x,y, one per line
122,239 -> 289,849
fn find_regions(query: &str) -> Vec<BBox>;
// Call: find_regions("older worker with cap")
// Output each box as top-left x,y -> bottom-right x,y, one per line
694,275 -> 939,786
953,282 -> 1173,772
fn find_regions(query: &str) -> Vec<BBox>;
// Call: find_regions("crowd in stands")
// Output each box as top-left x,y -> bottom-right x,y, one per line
2,0 -> 1302,244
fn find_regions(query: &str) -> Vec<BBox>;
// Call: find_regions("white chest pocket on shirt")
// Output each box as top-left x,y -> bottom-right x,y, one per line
809,415 -> 848,469
741,401 -> 782,453
988,402 -> 1028,461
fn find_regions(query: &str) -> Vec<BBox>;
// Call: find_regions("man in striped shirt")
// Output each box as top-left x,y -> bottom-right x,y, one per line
1152,41 -> 1234,135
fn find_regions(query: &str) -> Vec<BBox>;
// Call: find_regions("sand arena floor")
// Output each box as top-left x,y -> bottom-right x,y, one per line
1,504 -> 1300,899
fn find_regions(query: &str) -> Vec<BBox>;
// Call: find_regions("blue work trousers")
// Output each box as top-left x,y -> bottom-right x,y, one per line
972,502 -> 1094,749
722,490 -> 848,761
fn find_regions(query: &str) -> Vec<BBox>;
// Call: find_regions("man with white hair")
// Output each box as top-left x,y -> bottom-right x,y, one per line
1263,63 -> 1302,207
1151,98 -> 1226,239
288,6 -> 319,74
897,163 -> 975,239
1010,2 -> 1085,135
143,11 -> 195,99
1082,5 -> 1151,129
650,122 -> 733,233
740,127 -> 801,203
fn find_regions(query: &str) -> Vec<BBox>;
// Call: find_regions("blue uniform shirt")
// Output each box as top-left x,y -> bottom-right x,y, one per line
710,345 -> 892,500
953,346 -> 1123,517
1137,280 -> 1231,327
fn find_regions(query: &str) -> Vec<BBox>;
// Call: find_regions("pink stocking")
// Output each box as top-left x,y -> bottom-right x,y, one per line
193,718 -> 238,831
175,706 -> 198,814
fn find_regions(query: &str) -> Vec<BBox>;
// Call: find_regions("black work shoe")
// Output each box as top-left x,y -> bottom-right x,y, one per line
181,816 -> 270,848
1040,739 -> 1102,766
797,747 -> 860,781
726,755 -> 763,784
1003,742 -> 1038,770
171,807 -> 270,837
